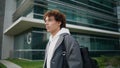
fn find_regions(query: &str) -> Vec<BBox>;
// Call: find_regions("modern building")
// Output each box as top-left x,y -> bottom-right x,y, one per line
0,0 -> 120,60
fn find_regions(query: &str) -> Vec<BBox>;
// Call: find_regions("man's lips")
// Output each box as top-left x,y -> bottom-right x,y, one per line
46,26 -> 49,29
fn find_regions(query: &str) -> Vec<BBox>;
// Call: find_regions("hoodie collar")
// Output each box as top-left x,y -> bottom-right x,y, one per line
56,28 -> 70,36
49,28 -> 70,41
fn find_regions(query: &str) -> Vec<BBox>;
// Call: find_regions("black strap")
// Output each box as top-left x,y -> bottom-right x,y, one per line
62,34 -> 69,68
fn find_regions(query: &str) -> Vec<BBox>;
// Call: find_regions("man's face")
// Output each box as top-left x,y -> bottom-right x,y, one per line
44,16 -> 61,33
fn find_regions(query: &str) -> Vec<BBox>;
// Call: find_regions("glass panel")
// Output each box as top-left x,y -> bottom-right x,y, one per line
34,5 -> 47,14
14,32 -> 32,50
72,33 -> 120,57
32,51 -> 45,60
89,0 -> 115,8
32,31 -> 48,49
14,51 -> 32,60
72,33 -> 120,51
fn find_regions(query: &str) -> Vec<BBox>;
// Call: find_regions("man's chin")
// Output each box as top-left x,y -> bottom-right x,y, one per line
46,30 -> 50,32
46,29 -> 52,33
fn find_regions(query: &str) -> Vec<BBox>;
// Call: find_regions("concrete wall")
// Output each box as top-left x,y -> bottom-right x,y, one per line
0,0 -> 6,59
1,0 -> 16,59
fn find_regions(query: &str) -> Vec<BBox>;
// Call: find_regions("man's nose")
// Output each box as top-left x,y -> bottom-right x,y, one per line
45,22 -> 49,25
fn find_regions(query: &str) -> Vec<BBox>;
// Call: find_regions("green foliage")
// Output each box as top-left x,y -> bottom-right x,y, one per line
7,58 -> 44,68
5,56 -> 120,68
0,62 -> 6,68
94,55 -> 120,68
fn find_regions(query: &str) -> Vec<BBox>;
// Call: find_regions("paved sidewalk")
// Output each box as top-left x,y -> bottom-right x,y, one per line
0,60 -> 21,68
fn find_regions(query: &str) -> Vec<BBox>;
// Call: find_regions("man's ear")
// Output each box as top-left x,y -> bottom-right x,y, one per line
58,21 -> 61,26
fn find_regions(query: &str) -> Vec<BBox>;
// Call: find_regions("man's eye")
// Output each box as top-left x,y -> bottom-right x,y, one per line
48,19 -> 52,21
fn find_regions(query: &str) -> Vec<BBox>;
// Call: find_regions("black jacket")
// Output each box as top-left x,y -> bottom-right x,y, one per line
43,33 -> 83,68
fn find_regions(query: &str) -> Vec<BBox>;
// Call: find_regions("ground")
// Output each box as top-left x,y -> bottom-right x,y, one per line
0,56 -> 120,68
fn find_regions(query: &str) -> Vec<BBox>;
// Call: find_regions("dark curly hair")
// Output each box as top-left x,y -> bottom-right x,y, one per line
43,9 -> 66,28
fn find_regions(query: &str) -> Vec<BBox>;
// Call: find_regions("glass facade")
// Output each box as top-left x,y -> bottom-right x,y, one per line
13,0 -> 120,60
14,28 -> 49,60
14,0 -> 119,32
33,0 -> 118,32
14,28 -> 120,60
60,0 -> 116,16
72,33 -> 120,56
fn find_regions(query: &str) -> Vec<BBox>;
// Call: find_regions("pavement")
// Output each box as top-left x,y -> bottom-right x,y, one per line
0,60 -> 21,68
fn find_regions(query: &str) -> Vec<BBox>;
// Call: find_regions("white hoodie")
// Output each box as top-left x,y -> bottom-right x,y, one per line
47,28 -> 70,68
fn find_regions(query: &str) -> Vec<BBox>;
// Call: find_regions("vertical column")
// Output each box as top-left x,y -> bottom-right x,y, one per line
0,0 -> 6,59
1,0 -> 16,59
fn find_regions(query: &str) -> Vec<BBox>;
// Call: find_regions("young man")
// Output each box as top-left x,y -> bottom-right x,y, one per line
43,10 -> 83,68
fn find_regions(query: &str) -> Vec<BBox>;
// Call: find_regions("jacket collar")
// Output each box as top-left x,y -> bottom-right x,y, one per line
44,33 -> 69,62
54,33 -> 69,51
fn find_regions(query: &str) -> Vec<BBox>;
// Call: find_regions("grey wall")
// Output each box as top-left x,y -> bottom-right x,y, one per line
0,0 -> 6,59
1,0 -> 16,59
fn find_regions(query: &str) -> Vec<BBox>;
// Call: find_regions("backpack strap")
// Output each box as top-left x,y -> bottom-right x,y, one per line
61,33 -> 69,68
61,33 -> 69,57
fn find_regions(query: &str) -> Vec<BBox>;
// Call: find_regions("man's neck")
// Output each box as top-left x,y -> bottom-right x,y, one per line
51,28 -> 60,38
